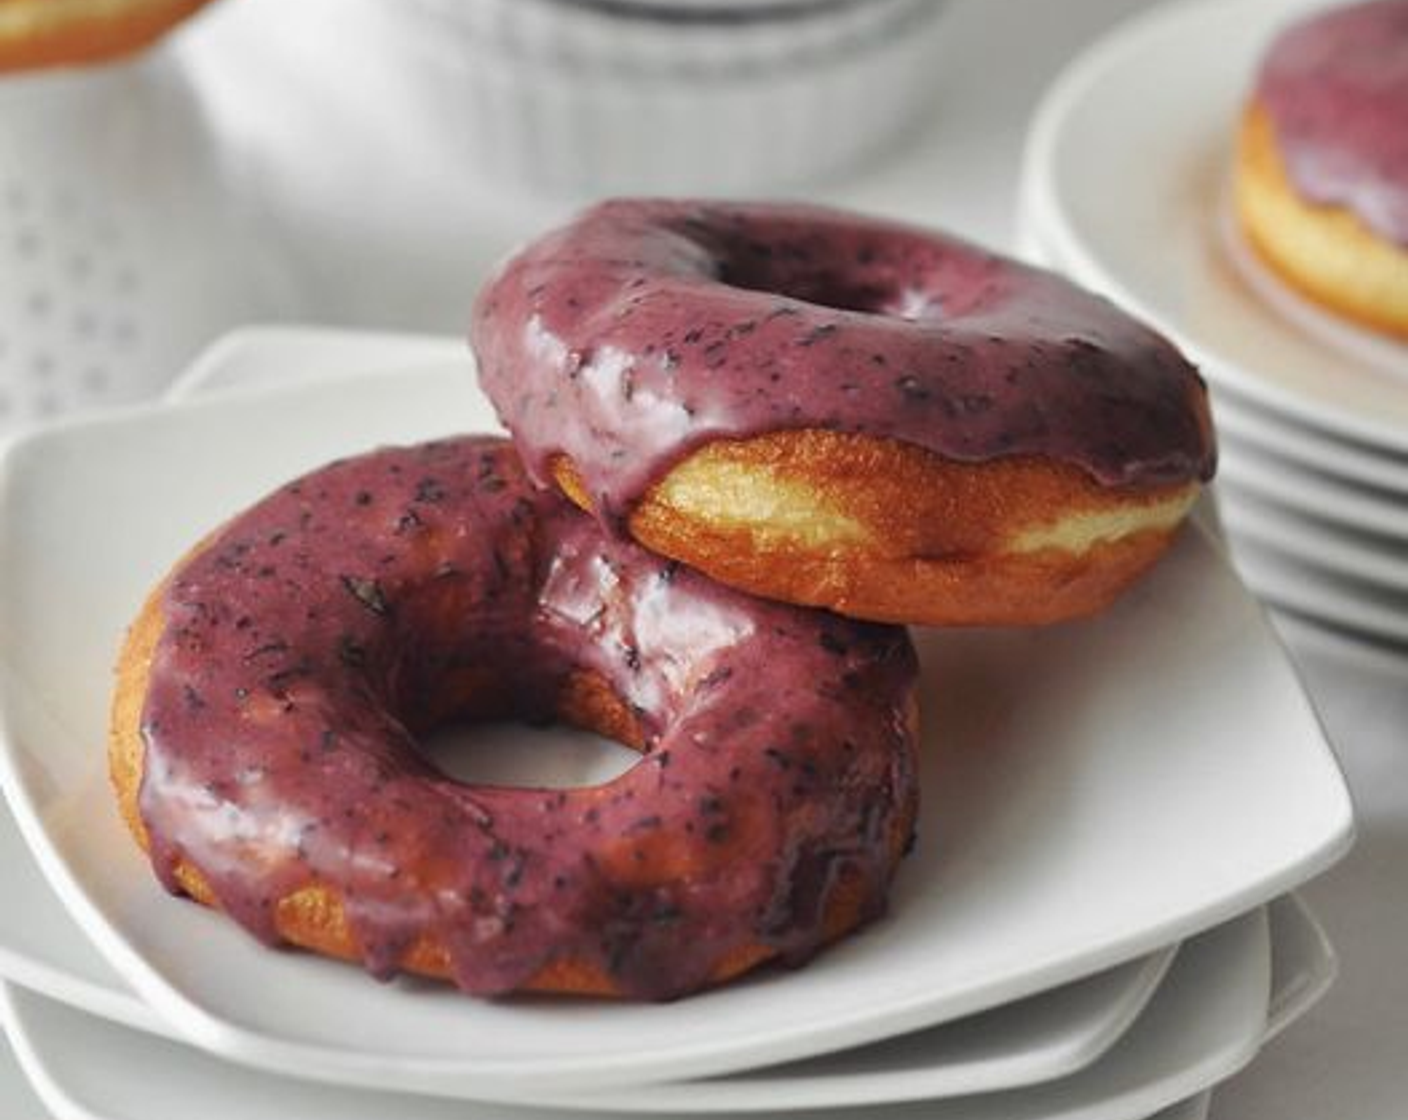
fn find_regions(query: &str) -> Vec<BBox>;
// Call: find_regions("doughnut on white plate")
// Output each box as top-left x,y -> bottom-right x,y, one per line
0,326 -> 1197,1111
0,331 -> 1351,1101
1018,0 -> 1408,454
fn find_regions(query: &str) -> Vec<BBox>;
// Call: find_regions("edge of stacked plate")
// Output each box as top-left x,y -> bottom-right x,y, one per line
1015,0 -> 1408,676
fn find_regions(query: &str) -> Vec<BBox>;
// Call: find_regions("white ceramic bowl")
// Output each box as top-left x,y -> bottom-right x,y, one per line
334,0 -> 951,195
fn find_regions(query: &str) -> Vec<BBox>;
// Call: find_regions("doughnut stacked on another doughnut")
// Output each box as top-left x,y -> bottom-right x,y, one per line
472,200 -> 1216,627
1235,0 -> 1408,338
113,201 -> 1213,1002
111,437 -> 919,1000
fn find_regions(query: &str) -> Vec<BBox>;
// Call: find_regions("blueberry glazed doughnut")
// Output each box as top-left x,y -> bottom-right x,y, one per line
472,200 -> 1217,627
1234,0 -> 1408,337
110,437 -> 919,1000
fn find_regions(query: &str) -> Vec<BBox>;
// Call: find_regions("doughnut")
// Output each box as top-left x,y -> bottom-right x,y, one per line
0,0 -> 216,72
1234,0 -> 1408,338
471,200 -> 1216,627
110,436 -> 919,1000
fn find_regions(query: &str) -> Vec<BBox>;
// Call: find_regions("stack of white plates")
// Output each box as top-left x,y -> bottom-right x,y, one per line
1017,0 -> 1408,675
0,328 -> 1355,1119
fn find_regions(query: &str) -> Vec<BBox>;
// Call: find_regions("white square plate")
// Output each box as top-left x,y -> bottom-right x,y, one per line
0,905 -> 1282,1120
0,351 -> 1352,1098
0,725 -> 1182,1111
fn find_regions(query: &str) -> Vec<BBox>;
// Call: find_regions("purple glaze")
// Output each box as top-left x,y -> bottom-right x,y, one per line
138,437 -> 918,1000
470,201 -> 1215,526
1257,0 -> 1408,245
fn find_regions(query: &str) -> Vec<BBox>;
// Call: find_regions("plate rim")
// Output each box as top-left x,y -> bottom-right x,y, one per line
0,906 -> 1282,1120
1019,0 -> 1408,455
1210,392 -> 1408,496
1216,486 -> 1408,596
0,765 -> 1188,1110
1214,442 -> 1408,541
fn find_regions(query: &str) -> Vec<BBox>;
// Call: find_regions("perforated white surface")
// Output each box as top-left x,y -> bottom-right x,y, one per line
0,48 -> 288,436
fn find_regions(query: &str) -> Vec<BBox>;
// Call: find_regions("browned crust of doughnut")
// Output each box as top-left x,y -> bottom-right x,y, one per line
110,550 -> 916,998
551,431 -> 1199,627
0,0 -> 216,72
1234,101 -> 1408,339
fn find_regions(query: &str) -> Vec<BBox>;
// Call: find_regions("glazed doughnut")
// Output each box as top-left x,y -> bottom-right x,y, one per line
472,200 -> 1216,627
110,437 -> 919,1000
0,0 -> 216,72
1234,0 -> 1408,338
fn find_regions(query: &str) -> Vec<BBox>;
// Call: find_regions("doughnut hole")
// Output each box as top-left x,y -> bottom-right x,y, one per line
1235,101 -> 1408,339
715,265 -> 900,320
553,431 -> 1199,626
707,218 -> 995,322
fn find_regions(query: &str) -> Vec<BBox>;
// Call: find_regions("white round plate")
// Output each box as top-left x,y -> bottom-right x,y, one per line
1217,487 -> 1408,596
1226,535 -> 1408,647
1212,391 -> 1408,497
0,745 -> 1178,1112
0,909 -> 1275,1120
1267,610 -> 1408,681
0,341 -> 1352,1102
1216,438 -> 1408,541
1020,0 -> 1408,454
1215,196 -> 1408,382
